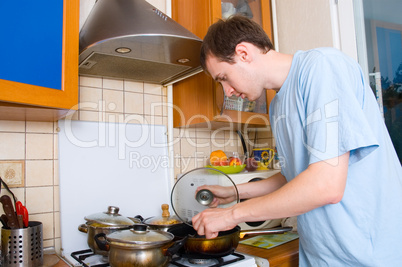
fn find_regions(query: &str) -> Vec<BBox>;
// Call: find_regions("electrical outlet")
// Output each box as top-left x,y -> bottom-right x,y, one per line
0,161 -> 24,187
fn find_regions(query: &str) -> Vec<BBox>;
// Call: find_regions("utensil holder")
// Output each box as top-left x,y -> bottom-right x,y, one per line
1,221 -> 43,267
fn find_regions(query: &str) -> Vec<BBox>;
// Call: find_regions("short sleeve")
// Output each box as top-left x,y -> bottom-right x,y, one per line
299,50 -> 379,165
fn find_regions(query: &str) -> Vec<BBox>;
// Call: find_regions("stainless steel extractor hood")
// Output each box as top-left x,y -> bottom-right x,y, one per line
79,0 -> 203,85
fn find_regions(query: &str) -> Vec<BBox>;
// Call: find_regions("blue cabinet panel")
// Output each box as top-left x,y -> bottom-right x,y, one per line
0,1 -> 63,90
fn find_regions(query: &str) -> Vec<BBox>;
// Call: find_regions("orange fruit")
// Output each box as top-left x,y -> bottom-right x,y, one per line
210,150 -> 227,166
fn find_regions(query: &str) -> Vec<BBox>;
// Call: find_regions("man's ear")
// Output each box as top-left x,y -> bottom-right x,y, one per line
235,42 -> 250,62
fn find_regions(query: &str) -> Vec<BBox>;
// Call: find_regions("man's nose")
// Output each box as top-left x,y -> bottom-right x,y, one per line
222,84 -> 234,97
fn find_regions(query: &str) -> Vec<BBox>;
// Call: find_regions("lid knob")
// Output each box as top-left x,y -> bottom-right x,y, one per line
161,204 -> 170,218
196,189 -> 214,206
107,206 -> 120,215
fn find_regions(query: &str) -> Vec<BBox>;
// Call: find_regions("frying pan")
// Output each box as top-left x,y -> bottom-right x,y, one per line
167,223 -> 292,258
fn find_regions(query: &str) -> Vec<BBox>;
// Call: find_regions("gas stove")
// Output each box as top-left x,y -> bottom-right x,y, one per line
68,249 -> 258,267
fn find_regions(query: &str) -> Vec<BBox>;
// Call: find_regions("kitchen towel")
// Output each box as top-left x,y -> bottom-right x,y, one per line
239,232 -> 299,250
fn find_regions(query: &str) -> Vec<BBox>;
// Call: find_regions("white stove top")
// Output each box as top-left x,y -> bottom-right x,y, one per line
64,249 -> 261,267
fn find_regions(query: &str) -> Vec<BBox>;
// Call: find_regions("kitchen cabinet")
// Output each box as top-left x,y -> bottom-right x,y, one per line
172,0 -> 276,129
0,0 -> 79,122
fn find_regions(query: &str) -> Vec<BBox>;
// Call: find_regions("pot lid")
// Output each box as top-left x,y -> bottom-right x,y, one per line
170,167 -> 239,227
85,206 -> 135,226
143,204 -> 182,226
107,224 -> 173,245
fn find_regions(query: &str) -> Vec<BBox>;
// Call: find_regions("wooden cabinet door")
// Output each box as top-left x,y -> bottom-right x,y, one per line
172,0 -> 274,129
0,0 -> 79,121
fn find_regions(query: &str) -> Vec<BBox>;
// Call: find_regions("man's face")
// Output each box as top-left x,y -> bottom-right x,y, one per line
205,54 -> 263,101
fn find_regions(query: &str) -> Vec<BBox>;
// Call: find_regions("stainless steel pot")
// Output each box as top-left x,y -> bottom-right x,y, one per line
78,206 -> 139,256
94,224 -> 184,267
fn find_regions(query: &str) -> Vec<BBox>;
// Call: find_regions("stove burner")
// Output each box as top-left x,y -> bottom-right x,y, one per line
170,252 -> 245,267
188,258 -> 215,265
71,249 -> 109,267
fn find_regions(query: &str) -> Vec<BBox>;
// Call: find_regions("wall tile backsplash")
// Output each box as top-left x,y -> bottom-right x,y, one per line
0,75 -> 274,255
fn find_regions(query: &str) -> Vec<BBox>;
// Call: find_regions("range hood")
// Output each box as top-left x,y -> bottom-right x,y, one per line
79,0 -> 203,85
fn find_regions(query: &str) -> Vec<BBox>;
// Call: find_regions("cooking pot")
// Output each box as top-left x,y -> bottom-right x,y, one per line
78,206 -> 139,256
167,223 -> 292,258
137,204 -> 183,232
94,224 -> 185,267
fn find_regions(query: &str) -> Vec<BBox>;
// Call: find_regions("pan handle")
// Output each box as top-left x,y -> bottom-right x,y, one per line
239,226 -> 293,239
165,236 -> 188,256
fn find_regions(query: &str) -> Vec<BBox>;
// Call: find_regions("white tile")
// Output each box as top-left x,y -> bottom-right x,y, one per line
124,80 -> 144,93
181,128 -> 196,139
54,238 -> 62,254
144,83 -> 162,95
0,133 -> 25,160
194,156 -> 207,168
26,121 -> 53,133
180,157 -> 196,173
180,138 -> 196,157
162,96 -> 168,116
79,110 -> 104,122
26,160 -> 53,186
54,211 -> 60,238
173,128 -> 181,138
79,86 -> 102,111
123,114 -> 146,124
29,212 -> 54,240
144,94 -> 163,115
103,78 -> 124,90
53,134 -> 58,160
211,139 -> 227,151
211,128 -> 226,139
196,138 -> 211,156
54,186 -> 60,212
0,120 -> 25,132
144,115 -> 164,125
53,160 -> 59,186
103,89 -> 124,113
79,76 -> 102,88
43,239 -> 54,249
196,129 -> 213,139
125,92 -> 144,114
26,187 -> 53,213
26,134 -> 53,160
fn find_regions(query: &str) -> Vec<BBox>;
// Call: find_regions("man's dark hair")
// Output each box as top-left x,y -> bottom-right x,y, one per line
200,15 -> 274,71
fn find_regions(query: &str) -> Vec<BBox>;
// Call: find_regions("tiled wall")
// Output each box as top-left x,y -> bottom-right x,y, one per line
0,75 -> 274,255
0,120 -> 59,250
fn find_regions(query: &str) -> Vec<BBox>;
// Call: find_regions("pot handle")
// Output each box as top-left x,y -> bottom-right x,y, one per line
165,236 -> 188,256
94,233 -> 110,251
133,215 -> 144,222
78,224 -> 88,233
239,226 -> 293,239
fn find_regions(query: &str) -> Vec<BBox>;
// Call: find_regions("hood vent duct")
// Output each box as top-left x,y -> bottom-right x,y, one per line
79,0 -> 203,85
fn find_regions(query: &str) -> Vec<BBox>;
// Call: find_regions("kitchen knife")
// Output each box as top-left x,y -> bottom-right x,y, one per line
0,214 -> 8,228
16,201 -> 29,227
0,195 -> 19,229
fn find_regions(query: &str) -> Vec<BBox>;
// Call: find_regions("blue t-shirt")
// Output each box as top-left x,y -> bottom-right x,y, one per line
269,47 -> 402,266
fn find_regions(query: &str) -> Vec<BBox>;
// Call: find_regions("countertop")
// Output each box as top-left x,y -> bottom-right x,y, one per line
236,238 -> 299,267
43,254 -> 70,267
44,238 -> 299,267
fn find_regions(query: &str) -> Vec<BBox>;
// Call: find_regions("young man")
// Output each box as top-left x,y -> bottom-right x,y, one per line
192,15 -> 402,266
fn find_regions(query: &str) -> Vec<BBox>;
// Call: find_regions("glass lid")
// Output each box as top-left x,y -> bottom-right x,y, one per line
170,167 -> 239,227
84,206 -> 135,226
107,224 -> 173,245
143,204 -> 182,226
